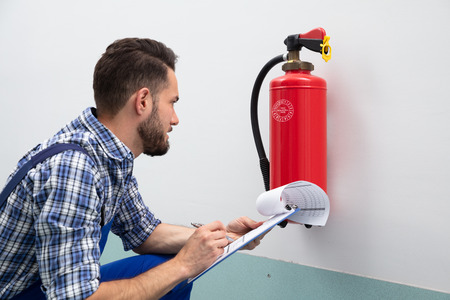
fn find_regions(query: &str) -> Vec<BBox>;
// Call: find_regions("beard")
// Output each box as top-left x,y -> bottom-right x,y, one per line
137,106 -> 170,157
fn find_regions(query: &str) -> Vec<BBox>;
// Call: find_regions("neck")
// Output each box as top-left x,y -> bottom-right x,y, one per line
97,112 -> 142,158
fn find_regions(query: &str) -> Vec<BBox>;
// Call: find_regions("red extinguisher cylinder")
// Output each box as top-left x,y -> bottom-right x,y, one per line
269,69 -> 327,192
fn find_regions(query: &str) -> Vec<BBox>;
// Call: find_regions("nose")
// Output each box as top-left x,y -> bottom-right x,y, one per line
171,110 -> 179,126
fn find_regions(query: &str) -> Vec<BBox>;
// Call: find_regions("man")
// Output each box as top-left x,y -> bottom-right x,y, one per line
0,38 -> 263,299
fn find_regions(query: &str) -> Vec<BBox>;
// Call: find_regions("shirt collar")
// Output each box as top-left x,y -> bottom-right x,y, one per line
80,107 -> 134,161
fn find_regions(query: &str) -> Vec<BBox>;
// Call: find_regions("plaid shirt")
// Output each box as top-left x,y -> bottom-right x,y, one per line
0,108 -> 161,299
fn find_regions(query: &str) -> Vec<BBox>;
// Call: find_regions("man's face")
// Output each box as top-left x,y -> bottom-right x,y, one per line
138,68 -> 179,156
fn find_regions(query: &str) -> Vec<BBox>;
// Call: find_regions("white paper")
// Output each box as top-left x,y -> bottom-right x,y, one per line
256,181 -> 330,226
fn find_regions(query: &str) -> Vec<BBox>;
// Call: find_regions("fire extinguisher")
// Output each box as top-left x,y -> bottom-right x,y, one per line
251,28 -> 332,222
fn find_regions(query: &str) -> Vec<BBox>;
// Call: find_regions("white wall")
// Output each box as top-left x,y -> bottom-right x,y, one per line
1,0 -> 449,294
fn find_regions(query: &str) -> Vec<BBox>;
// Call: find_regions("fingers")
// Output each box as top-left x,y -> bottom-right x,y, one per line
241,230 -> 267,250
176,233 -> 225,277
235,216 -> 264,230
226,217 -> 264,241
202,220 -> 227,232
196,221 -> 229,249
244,238 -> 261,250
245,217 -> 264,230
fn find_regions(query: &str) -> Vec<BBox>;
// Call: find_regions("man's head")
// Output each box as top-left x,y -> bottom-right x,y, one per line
93,38 -> 177,117
93,38 -> 179,157
137,67 -> 179,156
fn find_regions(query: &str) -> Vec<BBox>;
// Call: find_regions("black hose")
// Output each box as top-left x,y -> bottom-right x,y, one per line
250,54 -> 285,192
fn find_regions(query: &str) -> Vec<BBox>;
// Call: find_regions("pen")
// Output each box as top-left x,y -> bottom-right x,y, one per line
191,222 -> 235,242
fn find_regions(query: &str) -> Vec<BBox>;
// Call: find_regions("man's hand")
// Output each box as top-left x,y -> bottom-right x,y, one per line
173,221 -> 229,278
89,221 -> 230,300
226,217 -> 264,250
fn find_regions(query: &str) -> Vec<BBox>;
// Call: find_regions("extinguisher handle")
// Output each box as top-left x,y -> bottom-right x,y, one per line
284,28 -> 327,52
285,35 -> 323,53
251,54 -> 286,191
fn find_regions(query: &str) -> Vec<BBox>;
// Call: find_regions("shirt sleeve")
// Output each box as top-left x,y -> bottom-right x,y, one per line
111,176 -> 161,251
33,150 -> 103,300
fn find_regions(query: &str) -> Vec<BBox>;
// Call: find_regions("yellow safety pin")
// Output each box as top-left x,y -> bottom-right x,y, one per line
321,36 -> 332,62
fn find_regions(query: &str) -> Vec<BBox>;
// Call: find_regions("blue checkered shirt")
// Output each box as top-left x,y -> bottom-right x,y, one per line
0,108 -> 161,299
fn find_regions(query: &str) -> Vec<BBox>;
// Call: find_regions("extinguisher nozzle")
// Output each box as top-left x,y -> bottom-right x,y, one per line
259,158 -> 270,192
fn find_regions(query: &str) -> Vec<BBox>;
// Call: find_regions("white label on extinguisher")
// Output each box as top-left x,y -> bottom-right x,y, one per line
272,99 -> 294,122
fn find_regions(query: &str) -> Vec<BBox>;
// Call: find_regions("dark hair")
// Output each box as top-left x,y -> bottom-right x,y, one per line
93,38 -> 177,116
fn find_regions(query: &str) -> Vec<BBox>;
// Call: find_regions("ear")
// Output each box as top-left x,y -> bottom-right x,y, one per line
134,87 -> 152,116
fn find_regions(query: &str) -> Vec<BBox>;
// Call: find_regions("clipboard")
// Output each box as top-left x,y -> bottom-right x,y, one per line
187,208 -> 299,283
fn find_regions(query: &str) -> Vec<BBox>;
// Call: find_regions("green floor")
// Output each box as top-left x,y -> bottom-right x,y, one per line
101,234 -> 449,300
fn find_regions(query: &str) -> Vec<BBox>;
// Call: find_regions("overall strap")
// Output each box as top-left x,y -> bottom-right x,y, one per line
2,144 -> 113,300
0,143 -> 90,209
